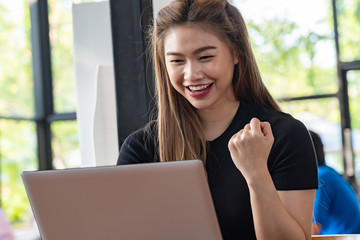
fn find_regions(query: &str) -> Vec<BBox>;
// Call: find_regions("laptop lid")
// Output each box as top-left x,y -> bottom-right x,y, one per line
22,160 -> 222,240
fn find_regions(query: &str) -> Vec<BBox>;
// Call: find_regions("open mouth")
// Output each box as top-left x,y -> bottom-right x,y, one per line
187,83 -> 213,92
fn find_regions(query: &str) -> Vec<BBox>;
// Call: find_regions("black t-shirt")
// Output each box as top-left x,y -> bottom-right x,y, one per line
117,102 -> 318,240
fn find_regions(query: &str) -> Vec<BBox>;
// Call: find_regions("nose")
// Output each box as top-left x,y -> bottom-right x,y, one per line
184,61 -> 203,82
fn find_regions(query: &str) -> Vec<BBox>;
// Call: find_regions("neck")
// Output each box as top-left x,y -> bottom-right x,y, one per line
197,100 -> 240,141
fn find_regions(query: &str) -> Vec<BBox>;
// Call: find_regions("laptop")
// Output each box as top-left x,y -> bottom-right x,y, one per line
22,160 -> 223,240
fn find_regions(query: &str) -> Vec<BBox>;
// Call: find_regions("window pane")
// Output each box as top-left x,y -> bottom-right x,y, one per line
48,0 -> 77,113
280,98 -> 344,173
337,0 -> 360,62
234,0 -> 337,99
0,1 -> 34,117
0,120 -> 39,237
347,70 -> 360,182
48,0 -> 101,113
51,120 -> 80,169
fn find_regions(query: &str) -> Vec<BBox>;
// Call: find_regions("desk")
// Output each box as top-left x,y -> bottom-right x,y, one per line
312,235 -> 360,240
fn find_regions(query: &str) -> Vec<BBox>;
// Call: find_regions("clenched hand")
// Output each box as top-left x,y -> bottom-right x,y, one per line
228,118 -> 274,182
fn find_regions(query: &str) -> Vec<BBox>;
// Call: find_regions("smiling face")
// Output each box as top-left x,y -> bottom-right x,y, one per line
164,24 -> 238,112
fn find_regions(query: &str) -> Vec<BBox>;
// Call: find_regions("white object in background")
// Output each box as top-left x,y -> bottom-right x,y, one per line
152,0 -> 172,17
93,65 -> 119,166
72,1 -> 115,167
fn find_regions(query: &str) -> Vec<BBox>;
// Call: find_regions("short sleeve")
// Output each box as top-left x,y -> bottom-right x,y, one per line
269,117 -> 318,190
117,122 -> 158,165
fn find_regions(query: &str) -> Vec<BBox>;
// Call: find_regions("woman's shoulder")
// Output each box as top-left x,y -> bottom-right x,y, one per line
243,102 -> 307,136
246,103 -> 318,190
136,120 -> 157,138
117,121 -> 158,165
124,120 -> 157,142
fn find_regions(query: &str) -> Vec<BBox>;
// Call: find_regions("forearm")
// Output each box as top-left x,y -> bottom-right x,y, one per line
228,118 -> 315,239
247,174 -> 311,240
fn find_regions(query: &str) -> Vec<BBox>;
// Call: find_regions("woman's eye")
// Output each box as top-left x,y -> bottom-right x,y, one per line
199,55 -> 213,61
170,59 -> 184,63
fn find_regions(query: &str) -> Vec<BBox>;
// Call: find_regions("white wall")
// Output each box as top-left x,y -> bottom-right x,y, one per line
72,1 -> 118,167
152,0 -> 172,17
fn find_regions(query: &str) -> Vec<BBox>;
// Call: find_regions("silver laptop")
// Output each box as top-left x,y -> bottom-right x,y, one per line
22,160 -> 222,240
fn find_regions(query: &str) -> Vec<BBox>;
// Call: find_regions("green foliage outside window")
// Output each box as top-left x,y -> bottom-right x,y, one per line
49,0 -> 77,113
0,1 -> 33,118
348,71 -> 360,129
0,120 -> 37,227
52,121 -> 80,169
245,11 -> 338,99
337,0 -> 360,62
0,0 -> 37,228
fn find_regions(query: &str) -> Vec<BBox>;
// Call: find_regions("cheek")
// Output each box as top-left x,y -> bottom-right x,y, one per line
168,76 -> 187,98
168,76 -> 177,90
167,68 -> 183,87
203,62 -> 225,81
169,78 -> 183,95
213,59 -> 235,81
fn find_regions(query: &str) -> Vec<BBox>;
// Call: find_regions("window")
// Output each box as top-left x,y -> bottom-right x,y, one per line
0,0 -> 38,234
0,120 -> 37,232
0,0 -> 98,237
48,0 -> 102,114
49,0 -> 78,113
235,0 -> 337,99
347,70 -> 360,181
51,120 -> 80,169
0,1 -> 34,118
280,98 -> 343,172
337,0 -> 360,62
234,0 -> 360,183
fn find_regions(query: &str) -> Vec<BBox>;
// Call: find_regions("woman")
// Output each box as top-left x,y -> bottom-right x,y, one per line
117,0 -> 318,239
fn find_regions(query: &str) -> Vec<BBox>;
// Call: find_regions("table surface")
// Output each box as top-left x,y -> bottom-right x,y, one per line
312,235 -> 360,240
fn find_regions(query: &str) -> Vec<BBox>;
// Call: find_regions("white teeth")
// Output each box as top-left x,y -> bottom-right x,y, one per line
188,84 -> 211,92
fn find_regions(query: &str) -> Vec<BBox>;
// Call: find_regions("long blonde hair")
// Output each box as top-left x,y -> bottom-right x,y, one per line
150,0 -> 280,162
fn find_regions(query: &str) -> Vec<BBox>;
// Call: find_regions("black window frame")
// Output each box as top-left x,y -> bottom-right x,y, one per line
29,0 -> 76,171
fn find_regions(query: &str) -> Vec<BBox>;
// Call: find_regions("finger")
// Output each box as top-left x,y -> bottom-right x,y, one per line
230,130 -> 240,143
260,121 -> 273,139
228,132 -> 240,151
233,129 -> 244,137
229,132 -> 237,142
250,117 -> 261,133
244,123 -> 251,131
228,138 -> 235,152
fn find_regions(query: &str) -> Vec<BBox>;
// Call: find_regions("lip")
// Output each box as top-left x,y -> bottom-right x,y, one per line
186,83 -> 213,98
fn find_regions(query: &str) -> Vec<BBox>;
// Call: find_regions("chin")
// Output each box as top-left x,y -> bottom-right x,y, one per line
188,102 -> 213,111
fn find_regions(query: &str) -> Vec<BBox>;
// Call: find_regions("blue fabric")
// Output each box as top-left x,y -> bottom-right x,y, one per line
313,166 -> 360,234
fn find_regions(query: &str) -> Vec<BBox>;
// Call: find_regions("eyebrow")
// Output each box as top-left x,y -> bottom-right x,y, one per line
165,46 -> 217,56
